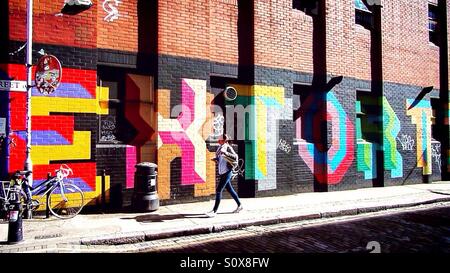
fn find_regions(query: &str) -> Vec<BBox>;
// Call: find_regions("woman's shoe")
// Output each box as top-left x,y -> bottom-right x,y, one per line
205,210 -> 217,218
233,205 -> 243,213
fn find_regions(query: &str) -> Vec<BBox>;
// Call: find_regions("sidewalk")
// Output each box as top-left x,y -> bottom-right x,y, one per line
1,181 -> 450,252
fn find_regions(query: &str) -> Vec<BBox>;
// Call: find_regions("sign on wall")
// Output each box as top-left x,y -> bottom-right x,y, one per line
0,118 -> 6,135
0,80 -> 27,92
35,55 -> 63,95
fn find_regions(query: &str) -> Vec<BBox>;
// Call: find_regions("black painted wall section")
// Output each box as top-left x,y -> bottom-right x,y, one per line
8,41 -> 97,70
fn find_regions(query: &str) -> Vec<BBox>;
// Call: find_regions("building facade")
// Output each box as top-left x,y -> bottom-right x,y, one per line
0,0 -> 449,209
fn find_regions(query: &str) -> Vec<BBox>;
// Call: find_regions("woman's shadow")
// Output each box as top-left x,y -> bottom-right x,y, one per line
121,213 -> 210,223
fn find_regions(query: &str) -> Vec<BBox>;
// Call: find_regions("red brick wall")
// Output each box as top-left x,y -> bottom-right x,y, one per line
254,0 -> 292,69
291,0 -> 439,87
326,0 -> 369,80
158,0 -> 238,64
158,0 -> 210,60
209,0 -> 238,64
9,0 -> 97,49
292,9 -> 314,74
6,0 -> 442,87
97,0 -> 138,52
381,0 -> 439,88
7,0 -> 439,89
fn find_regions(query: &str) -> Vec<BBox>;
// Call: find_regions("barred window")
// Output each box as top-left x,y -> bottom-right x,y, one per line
355,0 -> 373,29
293,0 -> 319,16
428,3 -> 439,45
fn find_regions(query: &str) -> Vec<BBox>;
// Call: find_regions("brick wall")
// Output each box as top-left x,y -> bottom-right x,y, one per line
158,0 -> 210,60
1,0 -> 448,207
210,0 -> 239,64
9,0 -> 97,49
97,0 -> 138,52
381,0 -> 439,88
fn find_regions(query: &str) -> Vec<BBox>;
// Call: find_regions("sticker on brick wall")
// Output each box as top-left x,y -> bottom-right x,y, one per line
35,55 -> 62,95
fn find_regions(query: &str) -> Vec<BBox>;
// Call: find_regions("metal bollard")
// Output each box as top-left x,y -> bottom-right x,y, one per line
7,186 -> 23,244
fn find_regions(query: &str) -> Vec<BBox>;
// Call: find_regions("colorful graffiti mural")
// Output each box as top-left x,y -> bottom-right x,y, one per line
356,100 -> 376,180
124,74 -> 156,188
2,63 -> 443,205
382,97 -> 403,178
157,79 -> 216,199
230,85 -> 292,191
407,99 -> 434,175
295,91 -> 354,185
355,97 -> 403,179
6,64 -> 110,207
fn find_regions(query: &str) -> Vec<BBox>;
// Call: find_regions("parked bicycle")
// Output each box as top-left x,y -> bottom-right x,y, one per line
1,164 -> 85,219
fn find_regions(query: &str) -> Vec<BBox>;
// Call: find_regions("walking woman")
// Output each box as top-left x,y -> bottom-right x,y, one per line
206,134 -> 243,217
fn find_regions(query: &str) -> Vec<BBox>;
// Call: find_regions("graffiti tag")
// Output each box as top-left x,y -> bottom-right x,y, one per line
100,117 -> 117,142
397,134 -> 414,151
101,119 -> 116,131
103,0 -> 122,22
277,139 -> 291,154
211,113 -> 224,139
231,158 -> 245,180
431,143 -> 441,173
100,133 -> 117,142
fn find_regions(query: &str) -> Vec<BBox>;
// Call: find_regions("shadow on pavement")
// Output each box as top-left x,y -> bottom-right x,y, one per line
428,190 -> 450,196
121,213 -> 209,223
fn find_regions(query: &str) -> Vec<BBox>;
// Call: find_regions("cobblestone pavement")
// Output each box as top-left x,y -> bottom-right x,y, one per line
139,203 -> 450,253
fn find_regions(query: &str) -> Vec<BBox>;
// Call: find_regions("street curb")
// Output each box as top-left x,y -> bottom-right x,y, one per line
79,197 -> 450,246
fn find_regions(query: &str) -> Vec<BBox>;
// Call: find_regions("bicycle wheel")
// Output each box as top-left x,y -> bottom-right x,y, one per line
47,183 -> 84,219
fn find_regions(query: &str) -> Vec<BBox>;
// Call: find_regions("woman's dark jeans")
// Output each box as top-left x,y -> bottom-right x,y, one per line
213,171 -> 241,212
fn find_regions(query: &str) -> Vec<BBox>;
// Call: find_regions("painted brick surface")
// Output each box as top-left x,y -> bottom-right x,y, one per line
0,0 -> 448,207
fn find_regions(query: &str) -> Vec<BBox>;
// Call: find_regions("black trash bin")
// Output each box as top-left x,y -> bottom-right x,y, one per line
132,162 -> 159,212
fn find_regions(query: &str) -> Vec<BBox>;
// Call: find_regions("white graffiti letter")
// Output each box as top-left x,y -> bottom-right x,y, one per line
103,0 -> 122,22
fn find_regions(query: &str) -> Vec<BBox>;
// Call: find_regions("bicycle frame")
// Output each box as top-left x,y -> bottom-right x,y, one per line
26,176 -> 64,201
2,164 -> 79,220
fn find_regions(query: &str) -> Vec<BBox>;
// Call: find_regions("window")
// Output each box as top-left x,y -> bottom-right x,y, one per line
293,0 -> 319,16
355,0 -> 373,29
428,3 -> 439,45
293,83 -> 313,144
97,67 -> 135,144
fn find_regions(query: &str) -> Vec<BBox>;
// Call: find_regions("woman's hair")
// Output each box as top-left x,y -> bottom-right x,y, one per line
222,134 -> 231,142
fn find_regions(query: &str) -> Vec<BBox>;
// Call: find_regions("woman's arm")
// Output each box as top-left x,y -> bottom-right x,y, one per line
222,144 -> 238,160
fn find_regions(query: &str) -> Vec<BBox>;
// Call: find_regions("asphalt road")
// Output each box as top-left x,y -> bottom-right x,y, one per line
145,204 -> 450,253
